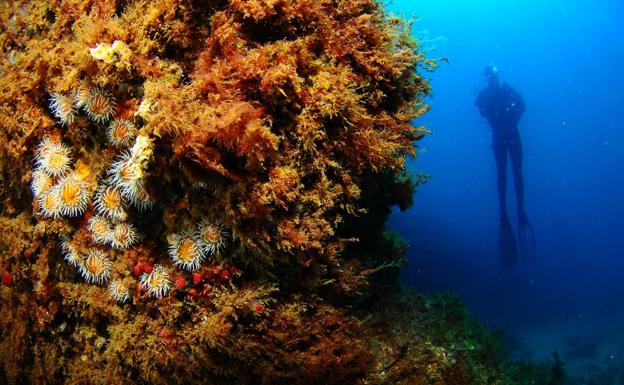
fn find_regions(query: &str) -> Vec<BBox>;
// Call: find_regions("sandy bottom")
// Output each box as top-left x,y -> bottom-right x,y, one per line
509,315 -> 624,384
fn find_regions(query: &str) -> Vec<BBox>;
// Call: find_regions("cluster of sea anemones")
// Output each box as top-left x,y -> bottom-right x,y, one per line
107,135 -> 155,210
39,82 -> 233,303
60,237 -> 112,285
168,221 -> 229,272
85,134 -> 154,259
50,84 -> 116,126
51,83 -> 139,148
32,137 -> 90,218
87,215 -> 139,250
61,232 -> 137,303
38,85 -> 152,300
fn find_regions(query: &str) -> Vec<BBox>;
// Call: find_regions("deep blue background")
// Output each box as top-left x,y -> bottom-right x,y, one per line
386,0 -> 624,357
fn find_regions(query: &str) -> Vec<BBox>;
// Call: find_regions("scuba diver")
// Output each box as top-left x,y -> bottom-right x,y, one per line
475,65 -> 536,265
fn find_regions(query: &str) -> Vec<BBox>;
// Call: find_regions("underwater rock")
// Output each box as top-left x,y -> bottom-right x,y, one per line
0,1 -> 530,384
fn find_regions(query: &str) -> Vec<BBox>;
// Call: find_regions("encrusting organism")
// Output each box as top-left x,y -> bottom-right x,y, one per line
109,222 -> 139,250
168,232 -> 206,272
30,169 -> 53,197
87,215 -> 113,245
84,87 -> 115,123
49,93 -> 76,126
195,219 -> 229,255
140,264 -> 171,298
34,137 -> 72,177
79,249 -> 112,284
108,280 -> 131,303
56,173 -> 90,217
94,183 -> 127,222
60,237 -> 82,267
108,119 -> 138,148
37,187 -> 62,218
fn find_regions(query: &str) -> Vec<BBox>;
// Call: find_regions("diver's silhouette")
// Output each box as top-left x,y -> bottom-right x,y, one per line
475,66 -> 536,265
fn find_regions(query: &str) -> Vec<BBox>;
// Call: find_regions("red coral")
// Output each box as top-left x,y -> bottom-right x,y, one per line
1,271 -> 11,286
175,276 -> 186,289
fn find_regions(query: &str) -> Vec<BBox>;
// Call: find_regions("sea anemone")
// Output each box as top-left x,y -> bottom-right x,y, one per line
49,93 -> 76,126
84,87 -> 115,123
108,134 -> 154,203
30,169 -> 54,197
35,137 -> 72,177
108,151 -> 144,201
108,119 -> 138,148
38,187 -> 62,218
195,220 -> 229,255
94,183 -> 127,221
168,232 -> 205,272
87,215 -> 112,245
109,222 -> 139,250
108,280 -> 131,303
131,187 -> 155,211
79,249 -> 112,284
56,173 -> 89,217
60,237 -> 82,267
140,264 -> 170,298
74,82 -> 91,108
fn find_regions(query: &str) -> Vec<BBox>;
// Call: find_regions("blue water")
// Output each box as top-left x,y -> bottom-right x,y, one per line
388,0 -> 624,377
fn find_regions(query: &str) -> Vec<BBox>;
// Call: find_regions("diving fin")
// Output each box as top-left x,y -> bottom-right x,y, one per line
499,218 -> 519,266
518,214 -> 537,264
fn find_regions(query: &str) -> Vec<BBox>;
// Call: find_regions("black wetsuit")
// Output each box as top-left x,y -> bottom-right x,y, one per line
476,81 -> 526,221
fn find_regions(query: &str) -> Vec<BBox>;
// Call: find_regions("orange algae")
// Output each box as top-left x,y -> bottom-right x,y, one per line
0,1 -> 513,384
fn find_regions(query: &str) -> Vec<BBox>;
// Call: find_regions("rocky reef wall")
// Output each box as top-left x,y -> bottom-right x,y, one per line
0,1 -> 525,384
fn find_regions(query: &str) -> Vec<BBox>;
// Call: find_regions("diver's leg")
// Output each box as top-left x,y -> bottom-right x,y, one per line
509,128 -> 536,261
508,128 -> 525,219
493,134 -> 517,265
492,134 -> 509,221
